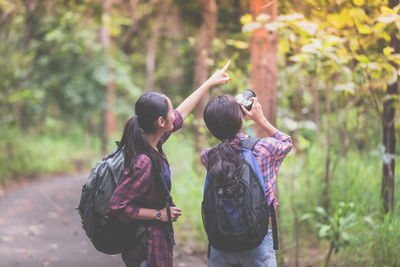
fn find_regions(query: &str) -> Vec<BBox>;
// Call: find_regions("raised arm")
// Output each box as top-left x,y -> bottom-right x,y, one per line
241,97 -> 278,137
176,60 -> 231,120
242,97 -> 293,158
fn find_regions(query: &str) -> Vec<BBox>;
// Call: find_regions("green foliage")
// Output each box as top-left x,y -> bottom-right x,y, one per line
279,141 -> 400,266
1,1 -> 399,265
302,202 -> 357,254
0,125 -> 100,184
0,0 -> 139,133
163,133 -> 207,251
369,214 -> 400,266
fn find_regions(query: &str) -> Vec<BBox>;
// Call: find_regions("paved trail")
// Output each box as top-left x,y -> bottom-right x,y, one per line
0,174 -> 205,267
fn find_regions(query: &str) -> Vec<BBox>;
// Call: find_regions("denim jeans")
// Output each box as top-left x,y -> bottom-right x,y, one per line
207,228 -> 277,267
139,260 -> 146,267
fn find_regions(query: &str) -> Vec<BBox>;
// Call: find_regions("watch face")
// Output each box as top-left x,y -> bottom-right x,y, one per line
156,211 -> 162,220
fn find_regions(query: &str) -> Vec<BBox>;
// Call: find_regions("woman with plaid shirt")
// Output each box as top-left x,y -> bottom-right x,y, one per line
201,95 -> 293,267
108,61 -> 231,267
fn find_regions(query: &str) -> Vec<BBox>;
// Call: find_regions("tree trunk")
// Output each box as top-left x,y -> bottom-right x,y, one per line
166,4 -> 183,91
121,0 -> 157,54
381,0 -> 398,214
324,241 -> 334,267
100,0 -> 116,154
322,81 -> 332,211
249,0 -> 278,135
290,159 -> 300,267
145,0 -> 170,92
193,0 -> 217,152
309,76 -> 321,139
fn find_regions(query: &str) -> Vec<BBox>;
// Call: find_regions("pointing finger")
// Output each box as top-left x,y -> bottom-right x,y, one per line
221,60 -> 231,72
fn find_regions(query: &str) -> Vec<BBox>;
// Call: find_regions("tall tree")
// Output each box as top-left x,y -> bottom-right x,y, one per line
249,0 -> 278,136
145,0 -> 170,92
382,0 -> 398,214
100,0 -> 116,153
193,0 -> 217,151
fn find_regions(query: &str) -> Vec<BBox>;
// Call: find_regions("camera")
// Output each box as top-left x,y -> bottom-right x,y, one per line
235,89 -> 256,111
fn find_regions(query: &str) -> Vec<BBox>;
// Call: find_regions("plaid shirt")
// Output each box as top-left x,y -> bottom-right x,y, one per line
200,131 -> 293,208
109,110 -> 183,267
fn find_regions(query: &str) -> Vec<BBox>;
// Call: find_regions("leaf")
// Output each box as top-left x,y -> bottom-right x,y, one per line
315,206 -> 327,216
240,14 -> 253,25
300,213 -> 314,222
387,67 -> 398,85
334,83 -> 355,94
226,39 -> 249,49
266,21 -> 286,32
278,13 -> 304,22
383,46 -> 394,57
377,14 -> 398,24
358,24 -> 372,34
301,43 -> 321,54
242,22 -> 262,32
289,54 -> 309,62
355,55 -> 370,64
282,117 -> 299,131
350,8 -> 368,23
297,135 -> 311,151
319,225 -> 331,238
381,6 -> 394,15
295,21 -> 318,35
257,13 -> 271,23
377,7 -> 398,23
353,0 -> 364,6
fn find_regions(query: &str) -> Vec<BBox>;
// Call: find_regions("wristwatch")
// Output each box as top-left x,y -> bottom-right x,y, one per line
155,210 -> 162,221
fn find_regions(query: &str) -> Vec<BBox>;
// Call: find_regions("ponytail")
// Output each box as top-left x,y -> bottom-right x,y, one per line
207,140 -> 243,197
111,115 -> 164,176
108,92 -> 170,177
203,95 -> 246,197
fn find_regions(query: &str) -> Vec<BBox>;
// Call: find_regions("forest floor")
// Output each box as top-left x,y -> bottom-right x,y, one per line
0,173 -> 206,267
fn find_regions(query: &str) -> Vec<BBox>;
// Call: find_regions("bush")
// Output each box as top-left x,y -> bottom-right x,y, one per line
0,126 -> 100,184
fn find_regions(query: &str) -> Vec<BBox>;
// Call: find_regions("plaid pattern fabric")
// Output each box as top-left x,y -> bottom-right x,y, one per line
201,131 -> 293,208
109,110 -> 183,267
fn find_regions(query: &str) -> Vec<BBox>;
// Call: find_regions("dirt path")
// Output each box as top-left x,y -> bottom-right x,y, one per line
0,174 -> 205,267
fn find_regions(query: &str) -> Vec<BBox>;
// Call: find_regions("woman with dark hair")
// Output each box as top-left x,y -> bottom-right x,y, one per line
109,61 -> 231,267
201,94 -> 293,267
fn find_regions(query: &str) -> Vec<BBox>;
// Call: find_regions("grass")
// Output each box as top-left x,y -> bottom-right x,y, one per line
0,126 -> 100,184
163,133 -> 208,253
166,133 -> 400,266
278,143 -> 400,267
2,125 -> 399,266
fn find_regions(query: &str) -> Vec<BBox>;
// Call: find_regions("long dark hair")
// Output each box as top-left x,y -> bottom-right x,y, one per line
203,95 -> 244,196
110,92 -> 170,175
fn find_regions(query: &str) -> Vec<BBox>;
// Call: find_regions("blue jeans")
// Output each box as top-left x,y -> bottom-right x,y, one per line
207,229 -> 277,267
139,260 -> 146,267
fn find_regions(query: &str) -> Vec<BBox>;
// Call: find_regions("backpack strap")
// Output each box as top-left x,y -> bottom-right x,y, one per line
157,169 -> 176,246
241,136 -> 259,151
269,202 -> 279,250
242,136 -> 279,250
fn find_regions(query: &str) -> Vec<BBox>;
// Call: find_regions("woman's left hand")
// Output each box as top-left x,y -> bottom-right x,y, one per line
206,60 -> 231,87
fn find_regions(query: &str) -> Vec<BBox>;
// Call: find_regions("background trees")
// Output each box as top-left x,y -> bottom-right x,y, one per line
0,0 -> 399,265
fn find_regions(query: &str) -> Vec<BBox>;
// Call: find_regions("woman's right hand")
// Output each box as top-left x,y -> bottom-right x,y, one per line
240,97 -> 267,124
160,207 -> 182,222
206,60 -> 231,87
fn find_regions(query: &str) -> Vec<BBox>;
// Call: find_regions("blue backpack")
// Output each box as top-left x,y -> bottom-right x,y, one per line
202,137 -> 278,253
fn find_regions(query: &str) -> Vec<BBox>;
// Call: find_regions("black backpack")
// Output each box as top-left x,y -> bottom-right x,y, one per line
201,137 -> 278,253
77,145 -> 175,254
77,147 -> 146,254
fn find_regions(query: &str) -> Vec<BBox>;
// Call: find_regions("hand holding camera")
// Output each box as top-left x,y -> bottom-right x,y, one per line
235,89 -> 265,123
236,90 -> 278,136
240,97 -> 267,124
